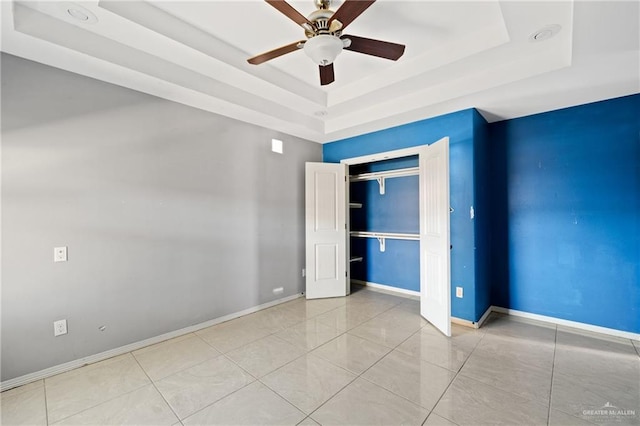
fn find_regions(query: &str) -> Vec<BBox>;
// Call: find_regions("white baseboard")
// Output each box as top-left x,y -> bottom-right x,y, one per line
351,279 -> 420,299
451,306 -> 493,329
1,293 -> 303,392
491,306 -> 640,341
354,280 -> 486,328
352,281 -> 639,341
450,317 -> 476,328
476,305 -> 493,328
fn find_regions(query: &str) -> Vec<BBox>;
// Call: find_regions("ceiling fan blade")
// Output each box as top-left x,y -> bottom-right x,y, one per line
342,34 -> 405,60
265,0 -> 314,29
319,63 -> 335,86
328,0 -> 375,31
247,41 -> 304,65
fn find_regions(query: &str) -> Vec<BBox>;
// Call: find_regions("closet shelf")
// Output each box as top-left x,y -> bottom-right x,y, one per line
349,167 -> 419,194
349,202 -> 363,208
350,231 -> 420,253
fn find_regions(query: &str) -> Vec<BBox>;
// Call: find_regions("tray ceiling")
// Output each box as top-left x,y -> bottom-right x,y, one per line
1,1 -> 638,143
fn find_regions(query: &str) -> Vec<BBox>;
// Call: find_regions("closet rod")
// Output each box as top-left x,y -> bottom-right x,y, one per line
350,231 -> 419,252
349,167 -> 419,182
350,167 -> 419,194
350,231 -> 420,240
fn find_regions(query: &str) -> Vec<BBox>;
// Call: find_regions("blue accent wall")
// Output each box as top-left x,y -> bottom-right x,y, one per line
489,94 -> 640,333
325,94 -> 639,333
473,110 -> 492,320
350,239 -> 421,292
350,177 -> 419,234
324,109 -> 482,322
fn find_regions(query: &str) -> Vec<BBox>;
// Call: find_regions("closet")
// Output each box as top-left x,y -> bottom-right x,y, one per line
305,138 -> 452,336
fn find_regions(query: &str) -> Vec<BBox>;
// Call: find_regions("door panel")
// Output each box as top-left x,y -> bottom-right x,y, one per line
305,162 -> 348,299
420,138 -> 451,336
315,244 -> 338,280
315,173 -> 338,231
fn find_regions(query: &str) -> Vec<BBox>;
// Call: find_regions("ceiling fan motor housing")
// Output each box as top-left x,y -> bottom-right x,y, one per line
303,5 -> 346,66
305,9 -> 340,37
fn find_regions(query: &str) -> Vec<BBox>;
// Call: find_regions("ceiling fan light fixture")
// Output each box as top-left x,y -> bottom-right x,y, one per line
304,34 -> 343,66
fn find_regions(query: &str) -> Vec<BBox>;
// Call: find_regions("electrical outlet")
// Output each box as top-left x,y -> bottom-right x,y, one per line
456,287 -> 463,298
54,319 -> 67,336
54,246 -> 68,262
273,287 -> 284,295
302,268 -> 306,277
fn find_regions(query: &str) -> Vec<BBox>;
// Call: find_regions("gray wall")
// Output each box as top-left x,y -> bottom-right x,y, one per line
1,53 -> 322,381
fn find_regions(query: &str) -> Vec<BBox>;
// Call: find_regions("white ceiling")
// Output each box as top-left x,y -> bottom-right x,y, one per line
1,1 -> 638,143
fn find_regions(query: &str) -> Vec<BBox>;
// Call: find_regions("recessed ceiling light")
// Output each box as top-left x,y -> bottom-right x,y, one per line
67,8 -> 88,21
64,3 -> 98,24
529,24 -> 561,42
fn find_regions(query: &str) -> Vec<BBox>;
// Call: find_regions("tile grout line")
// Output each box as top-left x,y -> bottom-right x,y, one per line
48,292 -> 403,425
142,346 -> 268,423
193,299 -> 360,401
633,340 -> 640,357
177,341 -> 269,422
45,357 -> 151,424
322,300 -> 416,351
175,342 -> 312,423
195,301 -> 348,357
422,326 -> 488,426
546,325 -> 558,426
133,332 -> 222,380
202,324 -> 320,420
130,351 -> 181,424
356,324 -> 433,423
306,314 -> 429,423
43,380 -> 50,426
178,378 -> 257,423
255,375 -> 313,422
189,302 -> 428,423
293,295 -> 410,422
258,351 -> 357,420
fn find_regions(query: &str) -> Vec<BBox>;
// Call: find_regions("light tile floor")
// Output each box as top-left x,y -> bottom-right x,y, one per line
2,287 -> 639,425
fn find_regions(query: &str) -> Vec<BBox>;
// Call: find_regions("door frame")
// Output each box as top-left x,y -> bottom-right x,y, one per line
340,138 -> 451,334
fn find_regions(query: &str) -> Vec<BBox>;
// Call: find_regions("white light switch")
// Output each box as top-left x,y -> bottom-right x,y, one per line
456,287 -> 463,298
54,247 -> 68,262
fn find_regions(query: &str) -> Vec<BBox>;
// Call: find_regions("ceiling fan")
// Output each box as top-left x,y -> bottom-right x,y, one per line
247,0 -> 405,86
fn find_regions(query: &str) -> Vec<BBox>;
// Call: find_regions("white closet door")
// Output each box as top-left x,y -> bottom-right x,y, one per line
305,162 -> 349,299
419,138 -> 451,336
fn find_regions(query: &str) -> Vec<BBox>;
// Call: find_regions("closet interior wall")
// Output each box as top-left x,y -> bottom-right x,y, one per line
348,156 -> 421,292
